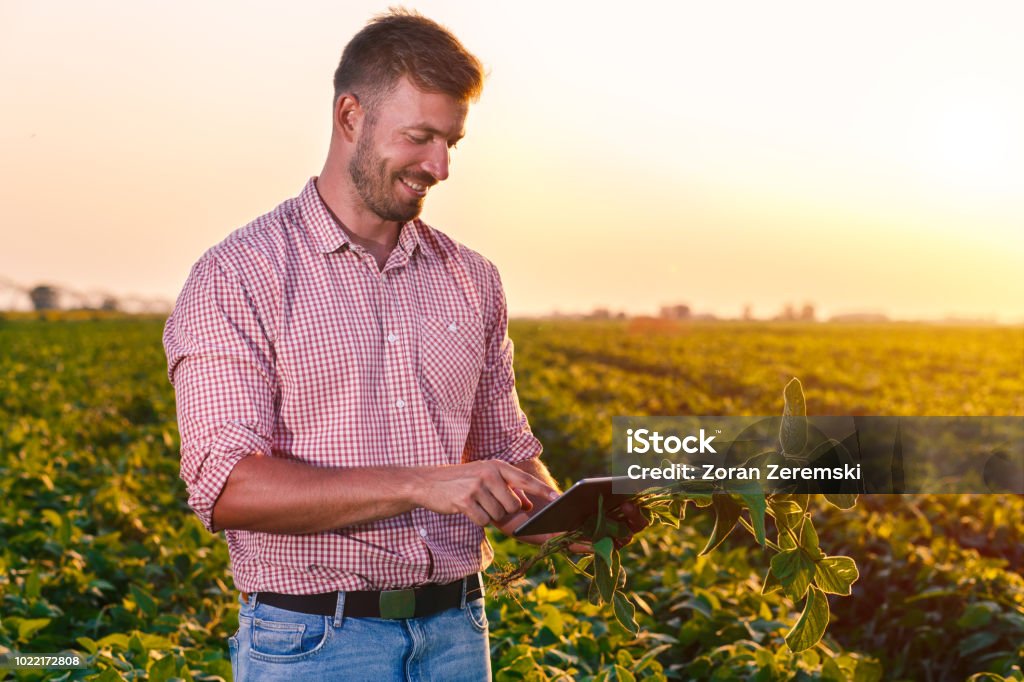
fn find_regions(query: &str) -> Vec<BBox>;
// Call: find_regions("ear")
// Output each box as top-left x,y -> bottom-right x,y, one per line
333,94 -> 363,143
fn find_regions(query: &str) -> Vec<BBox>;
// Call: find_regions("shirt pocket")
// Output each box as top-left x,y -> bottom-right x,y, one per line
418,314 -> 485,412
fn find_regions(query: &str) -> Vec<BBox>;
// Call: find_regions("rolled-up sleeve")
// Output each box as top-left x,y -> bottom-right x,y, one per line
464,261 -> 542,465
163,256 -> 276,532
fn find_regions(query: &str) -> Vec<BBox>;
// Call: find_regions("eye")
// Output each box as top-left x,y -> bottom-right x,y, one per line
407,133 -> 430,145
448,140 -> 460,150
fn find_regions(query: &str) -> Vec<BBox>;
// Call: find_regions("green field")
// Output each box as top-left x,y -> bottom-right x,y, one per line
1,315 -> 1022,680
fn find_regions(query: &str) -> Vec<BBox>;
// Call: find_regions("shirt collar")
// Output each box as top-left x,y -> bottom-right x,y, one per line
298,177 -> 422,257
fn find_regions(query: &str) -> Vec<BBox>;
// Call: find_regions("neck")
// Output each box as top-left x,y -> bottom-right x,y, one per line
315,169 -> 401,259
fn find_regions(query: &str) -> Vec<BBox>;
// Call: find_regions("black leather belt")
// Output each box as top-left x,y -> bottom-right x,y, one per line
253,574 -> 483,619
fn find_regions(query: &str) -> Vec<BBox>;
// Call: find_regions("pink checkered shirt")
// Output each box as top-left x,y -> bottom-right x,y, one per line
163,178 -> 542,594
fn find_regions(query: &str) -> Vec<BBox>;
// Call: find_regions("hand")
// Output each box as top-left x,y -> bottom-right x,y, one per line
416,460 -> 557,527
493,495 -> 649,554
492,487 -> 595,553
604,501 -> 649,549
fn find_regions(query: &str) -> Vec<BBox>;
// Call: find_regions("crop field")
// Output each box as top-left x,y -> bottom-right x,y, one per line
1,314 -> 1022,681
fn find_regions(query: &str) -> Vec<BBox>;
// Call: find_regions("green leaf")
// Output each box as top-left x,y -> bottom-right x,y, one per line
735,486 -> 767,547
178,663 -> 196,682
24,568 -> 42,599
592,537 -> 614,568
785,585 -> 829,652
824,492 -> 859,510
699,494 -> 742,555
536,604 -> 564,637
689,493 -> 714,507
129,584 -> 157,618
613,664 -> 637,682
587,576 -> 602,605
799,520 -> 825,560
853,659 -> 884,682
76,637 -> 99,654
137,633 -> 175,650
41,508 -> 63,530
595,554 -> 614,603
16,617 -> 51,643
814,556 -> 859,596
95,633 -> 132,650
771,495 -> 806,534
567,555 -> 593,577
820,655 -> 845,682
612,592 -> 640,635
761,569 -> 783,595
148,654 -> 178,682
780,378 -> 807,455
958,631 -> 999,656
770,548 -> 816,601
956,601 -> 998,629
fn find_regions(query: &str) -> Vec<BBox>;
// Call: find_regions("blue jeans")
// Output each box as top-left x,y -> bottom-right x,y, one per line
228,589 -> 491,681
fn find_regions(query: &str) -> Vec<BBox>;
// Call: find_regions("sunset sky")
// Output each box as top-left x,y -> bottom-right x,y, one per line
2,1 -> 1022,321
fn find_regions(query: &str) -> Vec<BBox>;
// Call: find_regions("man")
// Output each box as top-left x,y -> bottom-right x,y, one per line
164,10 -> 643,681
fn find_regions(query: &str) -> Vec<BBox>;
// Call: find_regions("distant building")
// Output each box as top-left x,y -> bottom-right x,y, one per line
29,285 -> 59,311
659,304 -> 691,320
774,302 -> 816,322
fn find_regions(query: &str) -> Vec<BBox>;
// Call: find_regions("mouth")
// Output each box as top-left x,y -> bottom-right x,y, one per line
398,177 -> 430,198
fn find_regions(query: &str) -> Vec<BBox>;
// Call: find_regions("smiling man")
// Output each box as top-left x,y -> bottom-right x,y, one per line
162,10 -> 646,681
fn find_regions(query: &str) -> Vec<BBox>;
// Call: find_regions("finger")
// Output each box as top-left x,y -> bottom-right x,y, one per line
568,541 -> 593,554
499,465 -> 558,500
475,488 -> 510,523
612,534 -> 634,550
486,481 -> 526,517
464,501 -> 491,527
513,488 -> 534,512
619,502 -> 649,532
496,510 -> 530,532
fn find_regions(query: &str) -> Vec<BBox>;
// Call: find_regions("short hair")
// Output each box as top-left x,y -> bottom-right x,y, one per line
333,8 -> 485,114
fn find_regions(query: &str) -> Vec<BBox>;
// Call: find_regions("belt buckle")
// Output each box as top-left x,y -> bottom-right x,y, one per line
379,588 -> 416,619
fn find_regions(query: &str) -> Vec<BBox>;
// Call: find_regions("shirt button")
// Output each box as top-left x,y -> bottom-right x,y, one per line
418,527 -> 428,538
387,333 -> 398,343
447,322 -> 458,332
395,398 -> 406,408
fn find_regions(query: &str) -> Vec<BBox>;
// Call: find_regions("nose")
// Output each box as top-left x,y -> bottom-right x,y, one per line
421,142 -> 450,182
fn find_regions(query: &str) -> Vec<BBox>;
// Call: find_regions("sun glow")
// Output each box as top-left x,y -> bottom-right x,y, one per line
915,96 -> 1023,197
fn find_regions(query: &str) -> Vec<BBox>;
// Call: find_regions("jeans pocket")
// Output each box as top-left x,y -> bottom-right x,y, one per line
248,604 -> 331,663
464,599 -> 488,633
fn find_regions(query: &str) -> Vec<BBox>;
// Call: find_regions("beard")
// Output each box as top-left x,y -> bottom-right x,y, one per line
348,128 -> 431,223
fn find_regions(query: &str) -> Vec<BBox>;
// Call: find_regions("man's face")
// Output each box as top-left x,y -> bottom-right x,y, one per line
348,77 -> 469,223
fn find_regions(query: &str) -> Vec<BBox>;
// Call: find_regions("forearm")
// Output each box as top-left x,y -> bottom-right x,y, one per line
210,453 -> 555,535
211,454 -> 421,534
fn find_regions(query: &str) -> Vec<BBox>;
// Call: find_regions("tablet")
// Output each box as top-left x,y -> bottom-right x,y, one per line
512,476 -> 638,537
